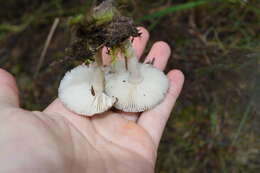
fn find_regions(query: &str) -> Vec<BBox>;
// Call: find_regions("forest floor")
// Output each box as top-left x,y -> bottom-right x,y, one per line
0,0 -> 259,172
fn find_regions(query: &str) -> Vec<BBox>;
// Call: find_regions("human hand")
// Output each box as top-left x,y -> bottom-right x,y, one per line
0,27 -> 184,173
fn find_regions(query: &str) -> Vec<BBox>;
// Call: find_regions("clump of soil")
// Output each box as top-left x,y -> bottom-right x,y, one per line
66,0 -> 141,63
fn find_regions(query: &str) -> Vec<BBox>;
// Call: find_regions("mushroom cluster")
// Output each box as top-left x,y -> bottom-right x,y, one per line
58,1 -> 169,116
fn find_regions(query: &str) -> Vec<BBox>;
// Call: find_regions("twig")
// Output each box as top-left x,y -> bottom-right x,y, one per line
34,17 -> 60,79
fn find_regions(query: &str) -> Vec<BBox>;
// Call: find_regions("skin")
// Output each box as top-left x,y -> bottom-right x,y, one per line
0,27 -> 184,173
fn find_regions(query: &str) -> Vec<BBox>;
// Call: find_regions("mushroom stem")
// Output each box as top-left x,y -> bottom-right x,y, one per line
92,49 -> 105,93
92,67 -> 105,93
94,49 -> 103,66
124,40 -> 143,84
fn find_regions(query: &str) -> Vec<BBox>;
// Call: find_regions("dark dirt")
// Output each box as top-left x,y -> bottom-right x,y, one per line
66,1 -> 140,64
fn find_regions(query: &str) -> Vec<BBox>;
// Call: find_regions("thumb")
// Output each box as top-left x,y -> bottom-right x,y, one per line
0,69 -> 19,109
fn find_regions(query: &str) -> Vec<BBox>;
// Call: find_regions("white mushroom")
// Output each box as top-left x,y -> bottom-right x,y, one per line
58,64 -> 116,116
105,41 -> 169,112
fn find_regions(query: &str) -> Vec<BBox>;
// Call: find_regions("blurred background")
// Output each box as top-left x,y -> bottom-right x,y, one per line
0,0 -> 259,172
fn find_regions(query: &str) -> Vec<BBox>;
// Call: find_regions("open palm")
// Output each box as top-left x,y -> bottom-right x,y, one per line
0,27 -> 184,173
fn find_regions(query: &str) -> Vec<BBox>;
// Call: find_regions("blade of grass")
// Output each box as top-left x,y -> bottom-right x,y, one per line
148,17 -> 163,31
231,99 -> 253,146
231,76 -> 258,146
34,17 -> 60,79
138,0 -> 215,22
0,16 -> 34,41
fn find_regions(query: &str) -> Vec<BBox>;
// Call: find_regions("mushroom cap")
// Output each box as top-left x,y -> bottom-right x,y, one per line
58,65 -> 116,116
105,63 -> 169,112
